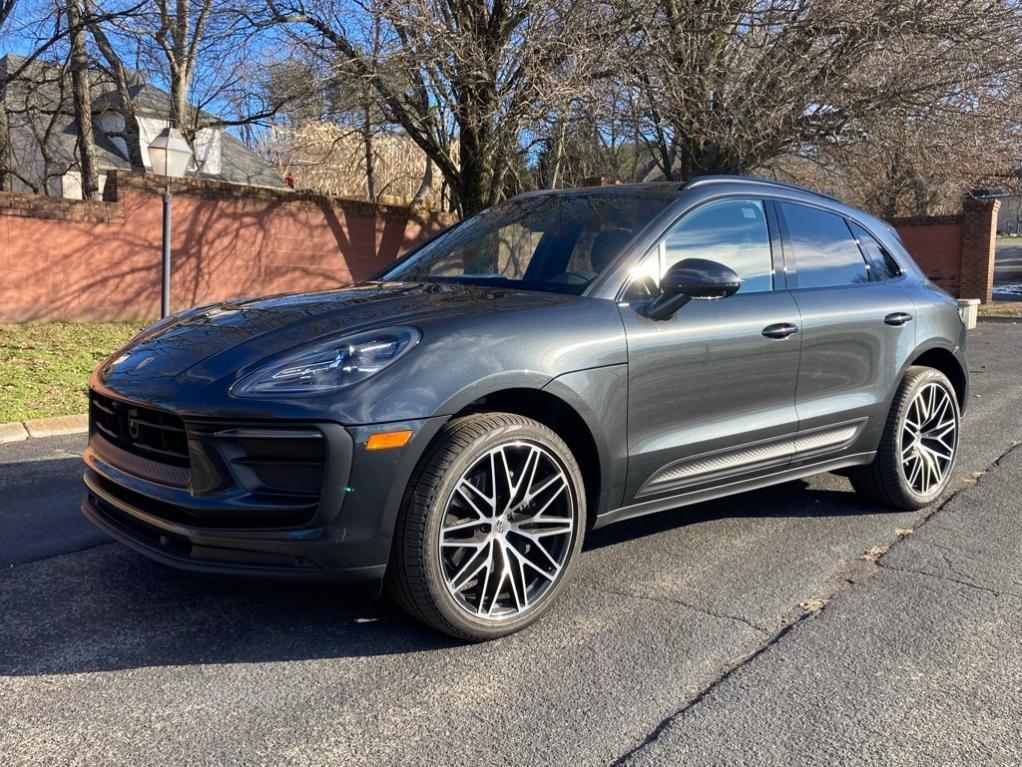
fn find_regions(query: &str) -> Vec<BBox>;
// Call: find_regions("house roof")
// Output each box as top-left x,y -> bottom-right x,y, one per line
216,132 -> 290,188
92,82 -> 218,122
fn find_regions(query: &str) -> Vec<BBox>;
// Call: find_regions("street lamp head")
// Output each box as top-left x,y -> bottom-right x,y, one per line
148,127 -> 192,178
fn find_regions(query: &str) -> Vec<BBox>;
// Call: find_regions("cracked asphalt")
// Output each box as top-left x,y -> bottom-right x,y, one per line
1,324 -> 1020,766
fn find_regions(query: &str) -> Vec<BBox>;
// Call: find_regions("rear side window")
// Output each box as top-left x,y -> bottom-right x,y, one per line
849,221 -> 902,280
779,202 -> 869,289
660,198 -> 774,294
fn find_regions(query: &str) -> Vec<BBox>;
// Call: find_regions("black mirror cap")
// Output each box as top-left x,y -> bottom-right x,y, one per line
661,258 -> 741,300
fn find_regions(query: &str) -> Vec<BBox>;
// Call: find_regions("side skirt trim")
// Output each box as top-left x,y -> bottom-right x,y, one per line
636,418 -> 866,498
594,451 -> 876,529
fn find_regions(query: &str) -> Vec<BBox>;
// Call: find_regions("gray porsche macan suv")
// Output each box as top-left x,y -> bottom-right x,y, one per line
82,176 -> 967,640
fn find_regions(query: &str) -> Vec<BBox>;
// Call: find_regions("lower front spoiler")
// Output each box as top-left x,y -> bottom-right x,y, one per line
81,479 -> 386,588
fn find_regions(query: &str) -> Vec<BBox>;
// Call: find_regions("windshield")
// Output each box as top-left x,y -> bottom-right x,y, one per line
379,190 -> 681,294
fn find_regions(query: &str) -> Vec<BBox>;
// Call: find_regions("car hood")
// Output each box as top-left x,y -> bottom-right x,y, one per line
98,281 -> 580,390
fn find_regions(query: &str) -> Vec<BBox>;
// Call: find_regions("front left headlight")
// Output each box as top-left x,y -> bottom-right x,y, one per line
231,326 -> 421,398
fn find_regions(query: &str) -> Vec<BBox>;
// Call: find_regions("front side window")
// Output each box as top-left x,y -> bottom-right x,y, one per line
380,191 -> 680,295
651,198 -> 774,294
780,202 -> 870,289
849,221 -> 902,280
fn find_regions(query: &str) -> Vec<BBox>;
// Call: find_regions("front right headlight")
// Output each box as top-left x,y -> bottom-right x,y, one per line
231,326 -> 420,398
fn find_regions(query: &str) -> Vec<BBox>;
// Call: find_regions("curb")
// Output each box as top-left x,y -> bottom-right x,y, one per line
977,315 -> 1021,324
0,414 -> 88,444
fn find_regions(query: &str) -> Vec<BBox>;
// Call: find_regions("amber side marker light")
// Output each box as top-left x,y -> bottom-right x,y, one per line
365,430 -> 414,450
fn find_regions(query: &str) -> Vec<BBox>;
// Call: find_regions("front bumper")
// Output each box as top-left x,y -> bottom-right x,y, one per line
81,478 -> 386,583
81,388 -> 448,586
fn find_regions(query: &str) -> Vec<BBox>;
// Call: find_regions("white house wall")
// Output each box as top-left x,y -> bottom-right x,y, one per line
59,170 -> 108,200
193,127 -> 222,176
136,116 -> 167,171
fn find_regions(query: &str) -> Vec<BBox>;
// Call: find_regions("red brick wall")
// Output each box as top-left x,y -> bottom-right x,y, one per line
890,198 -> 999,303
0,172 -> 454,322
0,177 -> 1000,320
890,215 -> 964,296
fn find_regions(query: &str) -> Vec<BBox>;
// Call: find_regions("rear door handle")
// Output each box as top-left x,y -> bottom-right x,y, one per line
762,322 -> 799,339
884,312 -> 913,326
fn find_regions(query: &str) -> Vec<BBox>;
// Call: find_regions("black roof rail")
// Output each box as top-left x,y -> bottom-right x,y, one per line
679,174 -> 844,204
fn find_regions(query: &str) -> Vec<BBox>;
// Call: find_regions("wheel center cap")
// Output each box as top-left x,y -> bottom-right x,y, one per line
495,517 -> 510,535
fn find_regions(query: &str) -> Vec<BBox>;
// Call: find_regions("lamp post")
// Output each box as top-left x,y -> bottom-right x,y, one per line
148,127 -> 192,318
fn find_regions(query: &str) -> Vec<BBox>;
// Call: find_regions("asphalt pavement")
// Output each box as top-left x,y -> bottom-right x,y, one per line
1,324 -> 1020,766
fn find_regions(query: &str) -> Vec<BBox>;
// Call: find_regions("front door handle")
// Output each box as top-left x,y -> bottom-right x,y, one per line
762,322 -> 799,339
884,312 -> 913,326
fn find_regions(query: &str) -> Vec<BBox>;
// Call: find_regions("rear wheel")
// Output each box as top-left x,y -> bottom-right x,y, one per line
387,413 -> 586,640
849,366 -> 960,509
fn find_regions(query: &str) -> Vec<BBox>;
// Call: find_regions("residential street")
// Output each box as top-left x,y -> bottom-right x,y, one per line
1,324 -> 1019,767
995,240 -> 1022,299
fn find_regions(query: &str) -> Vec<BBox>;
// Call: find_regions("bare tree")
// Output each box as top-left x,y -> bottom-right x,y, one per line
85,0 -> 145,168
266,0 -> 606,215
535,83 -> 655,188
765,88 -> 1022,218
159,0 -> 210,126
5,0 -> 1019,213
1,0 -> 146,195
76,0 -> 289,178
620,0 -> 1022,188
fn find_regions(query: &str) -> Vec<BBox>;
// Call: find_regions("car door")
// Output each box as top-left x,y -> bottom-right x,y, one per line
619,197 -> 802,504
776,202 -> 917,461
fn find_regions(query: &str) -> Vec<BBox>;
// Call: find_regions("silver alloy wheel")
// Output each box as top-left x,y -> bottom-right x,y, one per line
900,381 -> 957,495
438,441 -> 576,620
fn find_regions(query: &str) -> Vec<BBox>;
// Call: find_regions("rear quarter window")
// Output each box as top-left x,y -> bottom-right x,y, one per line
849,221 -> 902,280
779,202 -> 870,289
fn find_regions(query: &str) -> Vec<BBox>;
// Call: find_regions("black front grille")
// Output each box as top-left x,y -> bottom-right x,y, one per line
88,472 -> 318,529
90,391 -> 189,468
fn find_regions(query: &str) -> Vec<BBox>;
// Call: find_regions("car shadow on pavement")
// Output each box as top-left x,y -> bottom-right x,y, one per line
0,466 -> 883,677
0,543 -> 460,677
584,478 -> 884,551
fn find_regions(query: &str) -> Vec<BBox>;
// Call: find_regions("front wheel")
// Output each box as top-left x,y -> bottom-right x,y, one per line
849,366 -> 960,510
387,413 -> 586,640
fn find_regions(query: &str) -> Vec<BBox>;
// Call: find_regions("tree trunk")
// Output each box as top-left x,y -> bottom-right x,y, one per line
0,94 -> 10,192
549,119 -> 566,189
677,135 -> 744,181
456,120 -> 494,216
0,4 -> 18,190
170,69 -> 187,128
362,102 -> 375,202
411,156 -> 433,206
68,0 -> 100,199
169,0 -> 190,129
911,175 -> 933,217
86,0 -> 145,169
458,154 -> 487,216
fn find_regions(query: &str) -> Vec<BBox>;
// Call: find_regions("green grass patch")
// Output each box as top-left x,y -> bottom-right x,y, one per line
0,321 -> 146,422
978,301 -> 1022,318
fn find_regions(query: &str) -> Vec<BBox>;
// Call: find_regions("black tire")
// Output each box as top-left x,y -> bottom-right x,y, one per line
848,366 -> 960,510
386,412 -> 586,641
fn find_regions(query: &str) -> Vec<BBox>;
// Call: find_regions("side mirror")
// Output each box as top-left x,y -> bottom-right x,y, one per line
639,258 -> 741,321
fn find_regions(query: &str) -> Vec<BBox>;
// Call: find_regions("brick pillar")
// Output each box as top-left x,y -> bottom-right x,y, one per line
959,197 -> 1000,303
